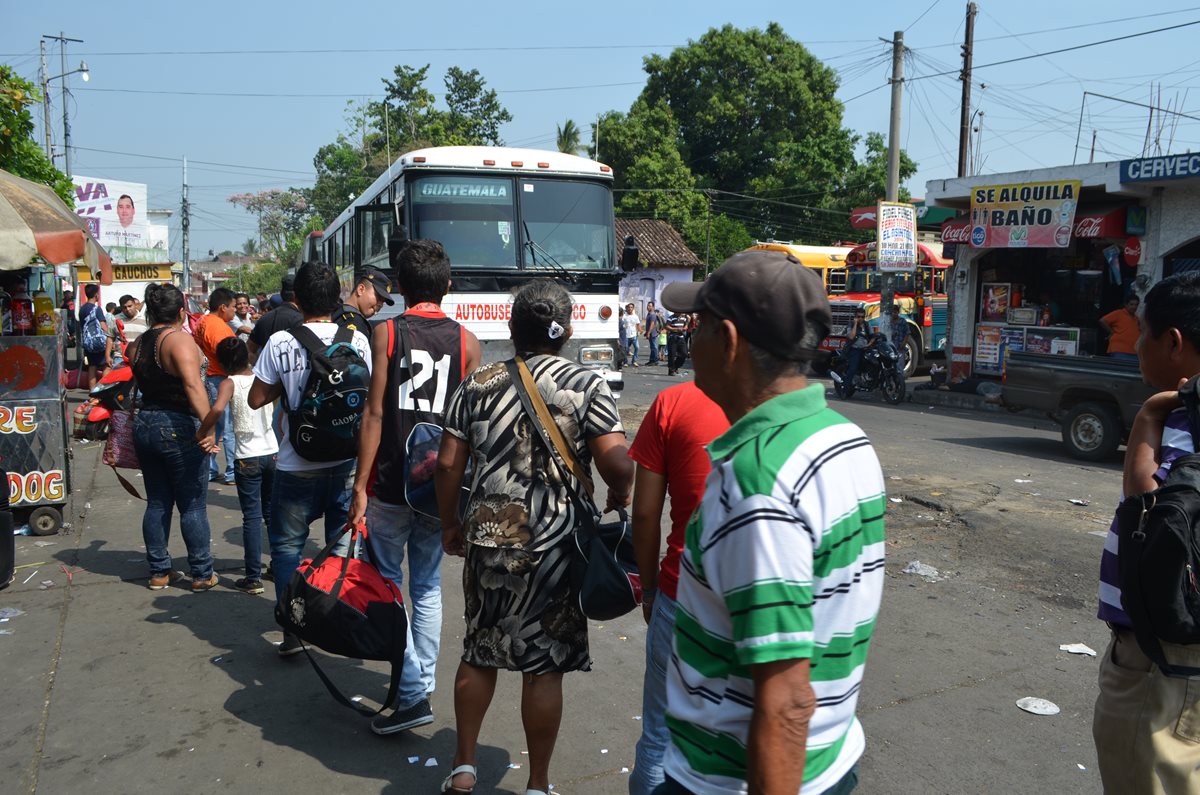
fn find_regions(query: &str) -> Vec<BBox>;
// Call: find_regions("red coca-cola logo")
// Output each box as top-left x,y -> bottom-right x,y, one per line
942,223 -> 971,243
1123,236 -> 1142,266
1073,216 -> 1103,238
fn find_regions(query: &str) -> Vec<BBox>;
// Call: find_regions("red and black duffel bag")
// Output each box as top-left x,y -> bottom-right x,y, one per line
276,522 -> 407,714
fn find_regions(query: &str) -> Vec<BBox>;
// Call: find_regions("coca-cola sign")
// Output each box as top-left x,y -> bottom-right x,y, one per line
1073,215 -> 1103,238
1123,236 -> 1142,266
941,220 -> 971,243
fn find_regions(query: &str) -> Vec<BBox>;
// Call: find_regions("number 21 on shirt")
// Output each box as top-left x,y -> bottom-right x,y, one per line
398,349 -> 452,414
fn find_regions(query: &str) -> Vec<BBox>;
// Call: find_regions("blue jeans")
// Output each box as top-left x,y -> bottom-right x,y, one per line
626,336 -> 640,363
267,461 -> 355,605
366,498 -> 443,709
234,453 -> 276,580
653,766 -> 858,795
631,593 -> 677,795
648,333 -> 661,364
205,375 -> 235,481
133,408 -> 213,579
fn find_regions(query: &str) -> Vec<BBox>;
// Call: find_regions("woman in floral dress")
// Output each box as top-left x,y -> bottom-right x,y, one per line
436,280 -> 633,795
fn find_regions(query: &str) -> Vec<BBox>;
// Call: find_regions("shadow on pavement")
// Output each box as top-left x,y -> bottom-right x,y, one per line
146,589 -> 513,792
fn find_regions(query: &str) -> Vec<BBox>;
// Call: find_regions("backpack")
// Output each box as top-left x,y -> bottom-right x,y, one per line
1116,377 -> 1200,676
285,325 -> 370,462
81,306 -> 106,355
277,522 -> 408,714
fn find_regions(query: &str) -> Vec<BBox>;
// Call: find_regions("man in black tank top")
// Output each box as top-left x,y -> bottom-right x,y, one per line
351,239 -> 481,735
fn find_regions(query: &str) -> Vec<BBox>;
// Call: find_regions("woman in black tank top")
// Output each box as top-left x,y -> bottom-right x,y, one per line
126,284 -> 219,592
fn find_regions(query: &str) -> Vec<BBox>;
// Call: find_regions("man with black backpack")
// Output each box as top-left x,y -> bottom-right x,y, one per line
249,262 -> 372,658
348,239 -> 480,735
1093,272 -> 1200,793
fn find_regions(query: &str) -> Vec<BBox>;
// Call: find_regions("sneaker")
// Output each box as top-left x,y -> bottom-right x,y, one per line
234,577 -> 265,595
191,573 -> 220,592
223,477 -> 236,486
262,563 -> 274,582
277,633 -> 304,658
371,698 -> 433,735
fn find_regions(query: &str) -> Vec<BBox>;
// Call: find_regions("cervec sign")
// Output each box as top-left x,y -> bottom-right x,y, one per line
1120,154 -> 1200,183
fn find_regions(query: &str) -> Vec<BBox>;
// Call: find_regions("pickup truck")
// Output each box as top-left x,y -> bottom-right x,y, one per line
1001,351 -> 1155,461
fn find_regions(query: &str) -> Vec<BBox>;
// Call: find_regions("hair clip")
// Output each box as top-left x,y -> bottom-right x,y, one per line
548,320 -> 565,340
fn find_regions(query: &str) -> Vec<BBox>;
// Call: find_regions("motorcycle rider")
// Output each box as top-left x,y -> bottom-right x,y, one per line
842,307 -> 873,388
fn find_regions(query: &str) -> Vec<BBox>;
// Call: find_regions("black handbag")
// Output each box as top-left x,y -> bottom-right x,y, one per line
505,357 -> 642,621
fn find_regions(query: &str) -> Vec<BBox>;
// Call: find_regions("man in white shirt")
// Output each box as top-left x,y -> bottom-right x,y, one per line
118,295 -> 148,343
249,262 -> 371,657
230,292 -> 254,337
622,303 -> 642,367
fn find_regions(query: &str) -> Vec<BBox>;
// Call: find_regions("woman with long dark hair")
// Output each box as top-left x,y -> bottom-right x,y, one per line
126,284 -> 218,591
436,279 -> 633,795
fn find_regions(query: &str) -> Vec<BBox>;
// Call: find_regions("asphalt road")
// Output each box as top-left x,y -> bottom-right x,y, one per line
0,374 -> 1123,794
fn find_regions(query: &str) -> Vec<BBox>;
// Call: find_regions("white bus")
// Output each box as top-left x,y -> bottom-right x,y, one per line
316,145 -> 637,395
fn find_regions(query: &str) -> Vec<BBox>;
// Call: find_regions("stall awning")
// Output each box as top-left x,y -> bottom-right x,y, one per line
0,169 -> 112,284
940,206 -> 1130,246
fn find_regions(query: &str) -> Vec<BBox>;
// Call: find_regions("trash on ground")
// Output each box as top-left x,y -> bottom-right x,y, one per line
508,763 -> 522,769
929,491 -> 944,496
601,749 -> 609,754
1077,764 -> 1087,770
621,767 -> 630,773
33,540 -> 56,547
12,524 -> 32,536
14,561 -> 45,569
633,715 -> 642,721
1059,643 -> 1097,657
1069,499 -> 1091,506
424,758 -> 438,767
39,580 -> 55,589
407,756 -> 418,764
1088,531 -> 1108,538
1016,697 -> 1060,716
0,607 -> 25,619
889,497 -> 904,503
901,561 -> 941,581
0,629 -> 13,636
351,696 -> 363,702
21,569 -> 38,584
1014,479 -> 1033,483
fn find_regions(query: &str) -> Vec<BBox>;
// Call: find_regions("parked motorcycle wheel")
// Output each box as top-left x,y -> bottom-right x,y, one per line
881,371 -> 906,405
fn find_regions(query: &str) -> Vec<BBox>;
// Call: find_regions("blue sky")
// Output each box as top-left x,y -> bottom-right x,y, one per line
6,1 -> 1200,260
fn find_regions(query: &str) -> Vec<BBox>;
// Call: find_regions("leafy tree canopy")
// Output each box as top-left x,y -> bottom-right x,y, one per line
0,65 -> 73,205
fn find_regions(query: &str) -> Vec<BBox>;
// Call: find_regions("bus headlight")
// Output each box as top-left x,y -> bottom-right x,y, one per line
579,346 -> 614,366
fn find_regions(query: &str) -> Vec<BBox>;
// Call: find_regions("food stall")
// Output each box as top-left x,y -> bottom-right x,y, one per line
0,169 -> 113,535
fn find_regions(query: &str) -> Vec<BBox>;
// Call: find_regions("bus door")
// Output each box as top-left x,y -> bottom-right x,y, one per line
354,203 -> 395,276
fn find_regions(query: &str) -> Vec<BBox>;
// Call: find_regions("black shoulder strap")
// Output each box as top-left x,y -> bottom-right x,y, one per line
288,323 -> 330,360
1180,375 -> 1200,449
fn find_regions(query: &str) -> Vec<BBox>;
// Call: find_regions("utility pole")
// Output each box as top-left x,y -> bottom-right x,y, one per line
43,32 -> 83,177
956,3 -> 976,179
39,39 -> 53,160
1090,130 -> 1098,163
881,30 -> 904,319
704,190 -> 713,276
181,157 -> 191,293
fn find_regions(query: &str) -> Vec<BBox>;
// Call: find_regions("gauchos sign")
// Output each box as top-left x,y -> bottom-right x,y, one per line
968,180 -> 1082,248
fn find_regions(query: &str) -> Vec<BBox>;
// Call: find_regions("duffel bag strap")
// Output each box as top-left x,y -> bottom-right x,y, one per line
298,641 -> 402,717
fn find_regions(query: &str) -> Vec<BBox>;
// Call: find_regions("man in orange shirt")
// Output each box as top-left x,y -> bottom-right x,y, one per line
198,287 -> 237,484
1100,294 -> 1140,360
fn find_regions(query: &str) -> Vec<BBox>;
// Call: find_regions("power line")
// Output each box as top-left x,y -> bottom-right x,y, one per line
906,0 -> 943,31
72,146 -> 311,175
908,19 -> 1200,82
75,80 -> 644,99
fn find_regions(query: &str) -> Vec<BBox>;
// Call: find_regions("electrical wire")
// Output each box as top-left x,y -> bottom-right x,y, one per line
74,80 -> 645,99
906,0 -> 943,31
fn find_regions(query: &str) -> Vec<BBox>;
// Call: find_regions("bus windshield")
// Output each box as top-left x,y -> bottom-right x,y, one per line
847,269 -> 917,293
407,174 -> 613,271
520,179 -> 612,270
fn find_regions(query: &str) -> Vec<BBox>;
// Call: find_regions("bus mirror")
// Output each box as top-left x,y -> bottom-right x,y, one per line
620,235 -> 639,272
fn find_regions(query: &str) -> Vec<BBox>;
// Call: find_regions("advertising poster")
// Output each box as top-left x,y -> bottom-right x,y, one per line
975,324 -> 1003,375
969,180 -> 1082,248
72,176 -> 169,264
980,282 -> 1010,322
876,202 -> 918,272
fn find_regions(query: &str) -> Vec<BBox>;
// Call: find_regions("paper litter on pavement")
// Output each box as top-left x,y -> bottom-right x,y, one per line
1016,697 -> 1060,716
1059,643 -> 1097,657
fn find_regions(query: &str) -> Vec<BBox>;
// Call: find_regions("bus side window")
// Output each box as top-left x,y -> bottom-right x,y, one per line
932,267 -> 946,294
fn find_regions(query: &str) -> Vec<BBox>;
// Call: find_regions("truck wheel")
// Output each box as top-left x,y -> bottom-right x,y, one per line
902,336 -> 921,378
1062,402 -> 1121,461
29,506 -> 62,536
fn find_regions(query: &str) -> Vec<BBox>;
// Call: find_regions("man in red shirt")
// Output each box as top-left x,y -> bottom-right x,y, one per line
197,287 -> 237,484
628,381 -> 729,795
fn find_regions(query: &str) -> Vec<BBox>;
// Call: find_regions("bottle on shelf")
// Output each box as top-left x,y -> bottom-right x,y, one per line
10,282 -> 33,336
0,285 -> 11,335
33,291 -> 55,336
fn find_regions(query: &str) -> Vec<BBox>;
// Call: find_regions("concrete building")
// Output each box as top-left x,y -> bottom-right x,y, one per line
615,218 -> 703,316
924,155 -> 1196,379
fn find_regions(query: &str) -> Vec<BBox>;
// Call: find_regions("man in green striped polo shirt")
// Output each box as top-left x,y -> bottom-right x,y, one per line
657,251 -> 886,795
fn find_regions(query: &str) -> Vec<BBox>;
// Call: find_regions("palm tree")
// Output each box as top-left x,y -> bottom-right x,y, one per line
242,237 -> 258,257
556,120 -> 581,155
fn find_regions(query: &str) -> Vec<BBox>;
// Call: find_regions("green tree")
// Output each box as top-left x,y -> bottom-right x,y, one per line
0,65 -> 72,205
228,260 -> 287,297
556,119 -> 581,154
227,189 -> 312,265
838,131 -> 918,214
242,237 -> 258,256
443,67 -> 511,146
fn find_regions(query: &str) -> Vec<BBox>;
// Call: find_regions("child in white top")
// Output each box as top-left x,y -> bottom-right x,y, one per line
200,337 -> 278,594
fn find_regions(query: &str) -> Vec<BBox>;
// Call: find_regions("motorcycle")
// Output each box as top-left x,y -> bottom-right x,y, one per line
72,365 -> 136,441
829,333 -> 906,405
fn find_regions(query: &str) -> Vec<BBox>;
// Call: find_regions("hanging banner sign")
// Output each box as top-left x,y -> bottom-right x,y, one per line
969,180 -> 1082,248
876,201 -> 918,272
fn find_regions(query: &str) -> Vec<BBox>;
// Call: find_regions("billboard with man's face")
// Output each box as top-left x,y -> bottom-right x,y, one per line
72,176 -> 168,264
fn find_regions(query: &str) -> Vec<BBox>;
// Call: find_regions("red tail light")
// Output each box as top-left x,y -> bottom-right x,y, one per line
483,159 -> 496,166
511,161 -> 523,167
599,305 -> 613,320
413,156 -> 426,163
538,162 -> 550,168
599,165 -> 611,173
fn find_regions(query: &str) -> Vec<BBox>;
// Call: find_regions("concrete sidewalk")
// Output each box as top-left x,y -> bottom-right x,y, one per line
1,441 -> 650,794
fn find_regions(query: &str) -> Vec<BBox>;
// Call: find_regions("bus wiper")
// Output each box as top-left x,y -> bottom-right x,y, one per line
523,222 -> 571,279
